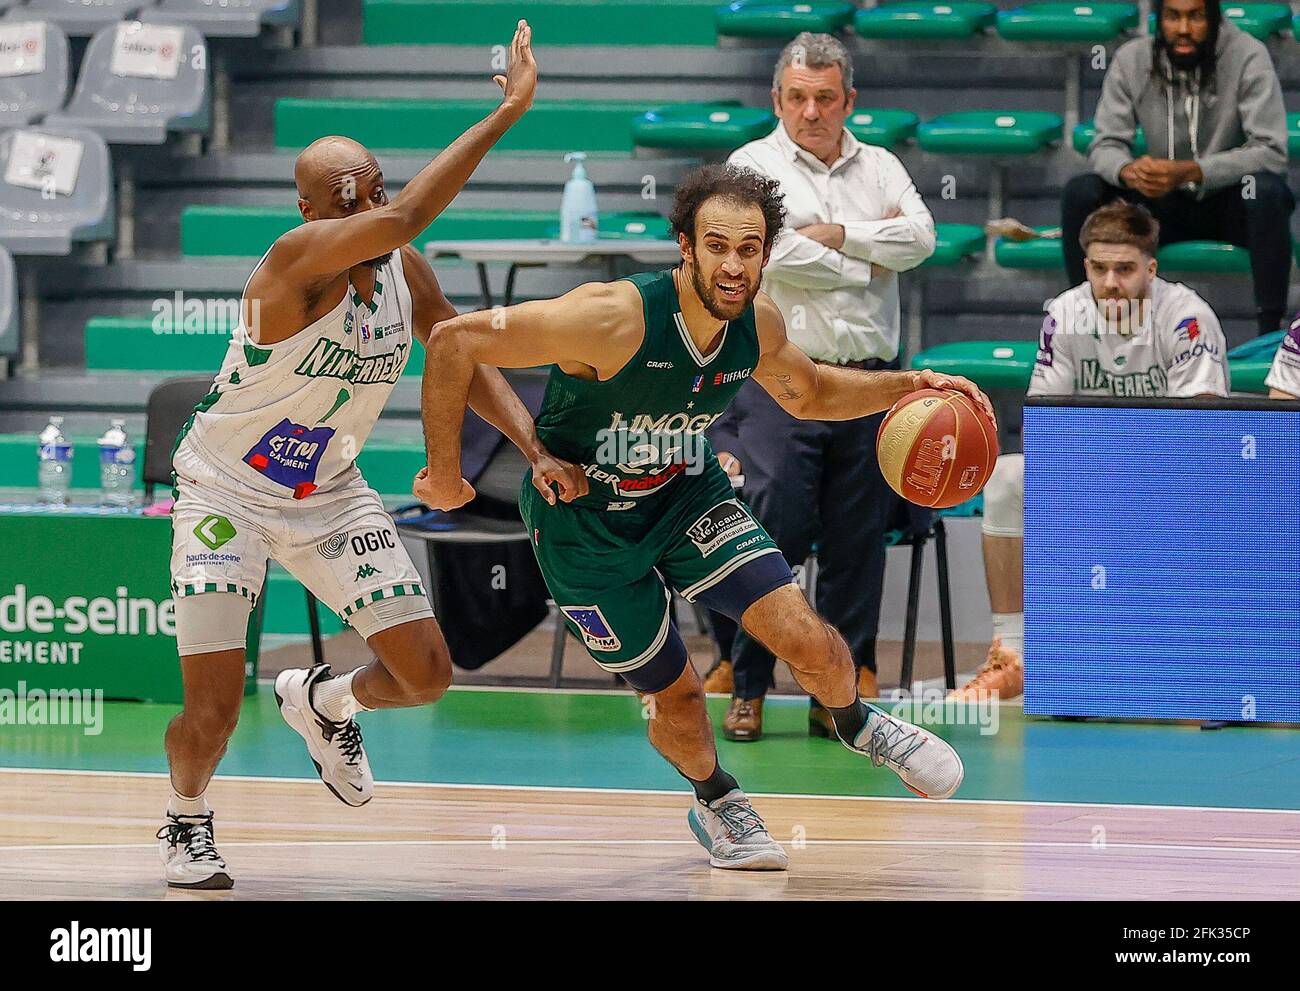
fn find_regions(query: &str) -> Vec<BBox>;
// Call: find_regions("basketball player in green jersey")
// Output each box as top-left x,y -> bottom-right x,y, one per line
416,164 -> 994,870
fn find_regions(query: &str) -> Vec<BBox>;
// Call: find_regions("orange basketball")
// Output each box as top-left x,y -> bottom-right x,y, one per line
876,389 -> 999,509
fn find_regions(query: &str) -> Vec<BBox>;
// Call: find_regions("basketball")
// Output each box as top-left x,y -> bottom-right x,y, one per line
876,388 -> 999,508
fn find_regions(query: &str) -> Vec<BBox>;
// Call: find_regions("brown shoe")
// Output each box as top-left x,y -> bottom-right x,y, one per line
857,666 -> 878,700
808,701 -> 836,739
702,659 -> 734,695
722,696 -> 763,742
948,637 -> 1024,701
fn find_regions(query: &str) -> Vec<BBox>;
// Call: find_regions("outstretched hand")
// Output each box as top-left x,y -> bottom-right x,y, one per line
913,369 -> 997,429
493,20 -> 537,119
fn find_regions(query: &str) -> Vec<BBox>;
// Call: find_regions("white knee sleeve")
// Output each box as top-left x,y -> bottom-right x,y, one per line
174,591 -> 252,656
348,593 -> 435,641
981,453 -> 1025,538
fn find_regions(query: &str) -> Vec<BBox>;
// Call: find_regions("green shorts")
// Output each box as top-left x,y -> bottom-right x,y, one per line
519,464 -> 794,689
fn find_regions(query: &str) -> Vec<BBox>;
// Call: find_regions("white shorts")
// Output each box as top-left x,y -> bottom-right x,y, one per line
170,441 -> 432,633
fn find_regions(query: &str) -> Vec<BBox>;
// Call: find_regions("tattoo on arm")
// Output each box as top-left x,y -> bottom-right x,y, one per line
772,372 -> 803,401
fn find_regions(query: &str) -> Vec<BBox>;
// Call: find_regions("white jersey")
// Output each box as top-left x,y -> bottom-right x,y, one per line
1264,318 -> 1300,397
1029,277 -> 1229,399
174,248 -> 414,501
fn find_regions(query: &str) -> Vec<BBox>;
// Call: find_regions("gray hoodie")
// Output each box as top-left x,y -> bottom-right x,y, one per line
1089,20 -> 1287,196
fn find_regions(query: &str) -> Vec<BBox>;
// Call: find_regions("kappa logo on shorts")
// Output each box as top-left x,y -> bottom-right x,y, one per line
355,564 -> 382,580
193,515 -> 236,550
560,605 -> 621,652
687,500 -> 758,557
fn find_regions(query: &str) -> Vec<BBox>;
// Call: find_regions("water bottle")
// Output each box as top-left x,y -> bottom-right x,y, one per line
559,152 -> 598,244
37,416 -> 73,506
97,418 -> 135,509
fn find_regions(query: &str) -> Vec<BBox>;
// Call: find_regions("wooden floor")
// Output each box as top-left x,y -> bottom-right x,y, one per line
2,770 -> 1296,900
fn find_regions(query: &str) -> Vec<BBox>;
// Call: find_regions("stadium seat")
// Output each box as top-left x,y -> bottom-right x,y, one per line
921,222 -> 986,266
0,125 -> 114,255
1286,111 -> 1300,156
909,339 -> 1037,391
1225,329 -> 1282,393
996,3 -> 1138,43
631,103 -> 776,151
179,206 -> 669,257
1146,3 -> 1289,38
0,245 -> 14,358
852,2 -> 996,40
0,21 -> 70,128
1072,119 -> 1146,156
846,109 -> 920,149
362,0 -> 721,46
84,314 -> 429,374
1156,240 -> 1251,273
715,1 -> 857,39
45,22 -> 210,144
276,98 -> 653,152
994,227 -> 1063,268
17,0 -> 157,37
144,0 -> 301,38
916,110 -> 1063,155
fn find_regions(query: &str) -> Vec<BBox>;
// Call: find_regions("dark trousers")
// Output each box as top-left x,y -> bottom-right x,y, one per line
724,370 -> 901,701
1061,171 -> 1295,333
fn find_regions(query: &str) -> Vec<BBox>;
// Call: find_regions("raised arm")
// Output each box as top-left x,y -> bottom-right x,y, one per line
415,280 -> 644,511
274,21 -> 537,282
752,292 -> 993,422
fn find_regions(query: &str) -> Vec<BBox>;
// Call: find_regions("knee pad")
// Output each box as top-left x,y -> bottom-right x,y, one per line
981,453 -> 1024,538
348,592 -> 435,641
174,592 -> 252,655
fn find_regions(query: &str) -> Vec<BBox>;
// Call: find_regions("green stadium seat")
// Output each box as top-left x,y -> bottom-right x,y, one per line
994,227 -> 1063,268
846,109 -> 920,148
1156,240 -> 1251,274
589,211 -> 673,239
181,206 -> 564,257
715,1 -> 856,38
1149,3 -> 1290,38
916,110 -> 1063,155
276,98 -> 652,152
922,223 -> 986,266
1228,358 -> 1274,394
631,103 -> 776,150
84,315 -> 430,376
362,0 -> 722,46
853,2 -> 996,40
997,2 -> 1137,43
1072,119 -> 1146,156
1228,327 -> 1286,361
1287,111 -> 1300,156
909,339 -> 1037,391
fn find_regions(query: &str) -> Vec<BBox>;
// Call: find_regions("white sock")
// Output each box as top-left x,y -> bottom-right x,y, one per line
992,612 -> 1024,659
313,668 -> 370,723
168,791 -> 210,818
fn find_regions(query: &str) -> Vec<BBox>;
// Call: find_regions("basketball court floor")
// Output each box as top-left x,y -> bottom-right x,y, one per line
1,687 -> 1297,899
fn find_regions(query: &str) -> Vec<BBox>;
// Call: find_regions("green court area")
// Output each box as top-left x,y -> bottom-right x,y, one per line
1,686 -> 1296,810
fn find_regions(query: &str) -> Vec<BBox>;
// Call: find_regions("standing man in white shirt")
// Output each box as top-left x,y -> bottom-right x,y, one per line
706,32 -> 936,740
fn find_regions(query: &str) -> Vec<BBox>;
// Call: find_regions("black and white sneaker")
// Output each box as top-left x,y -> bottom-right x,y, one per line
275,665 -> 373,807
158,812 -> 233,890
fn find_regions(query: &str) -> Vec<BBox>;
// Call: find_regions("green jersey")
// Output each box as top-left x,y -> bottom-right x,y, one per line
534,269 -> 761,513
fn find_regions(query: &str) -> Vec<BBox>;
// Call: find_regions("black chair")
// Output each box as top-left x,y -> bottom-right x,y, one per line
885,504 -> 956,692
141,375 -> 321,665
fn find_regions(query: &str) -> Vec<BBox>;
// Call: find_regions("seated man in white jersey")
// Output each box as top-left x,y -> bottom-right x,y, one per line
951,200 -> 1230,700
160,23 -> 586,889
1265,315 -> 1300,398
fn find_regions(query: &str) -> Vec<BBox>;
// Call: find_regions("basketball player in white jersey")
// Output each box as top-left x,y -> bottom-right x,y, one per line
951,200 -> 1230,700
159,22 -> 583,889
1265,315 -> 1300,398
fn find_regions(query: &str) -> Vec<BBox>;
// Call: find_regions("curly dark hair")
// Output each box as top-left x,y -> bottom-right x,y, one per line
669,164 -> 786,254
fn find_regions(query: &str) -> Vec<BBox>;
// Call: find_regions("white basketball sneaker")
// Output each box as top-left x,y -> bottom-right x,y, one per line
158,811 -> 233,890
845,703 -> 964,800
687,789 -> 789,870
275,665 -> 373,807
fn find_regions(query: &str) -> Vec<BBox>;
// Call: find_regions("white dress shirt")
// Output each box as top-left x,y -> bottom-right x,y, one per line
728,122 -> 935,363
